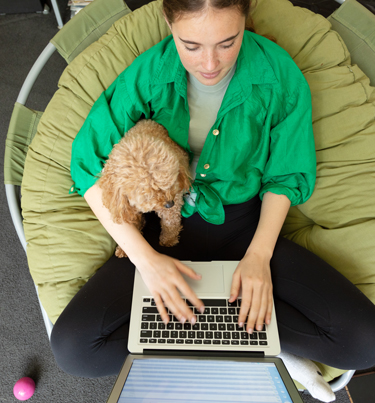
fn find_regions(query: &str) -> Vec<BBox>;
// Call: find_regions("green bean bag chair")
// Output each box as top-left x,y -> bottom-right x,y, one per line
21,0 -> 375,383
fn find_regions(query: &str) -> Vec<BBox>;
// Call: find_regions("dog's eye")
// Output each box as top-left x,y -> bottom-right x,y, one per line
164,200 -> 175,208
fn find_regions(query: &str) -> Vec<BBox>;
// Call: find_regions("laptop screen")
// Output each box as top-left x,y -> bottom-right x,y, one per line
116,358 -> 294,403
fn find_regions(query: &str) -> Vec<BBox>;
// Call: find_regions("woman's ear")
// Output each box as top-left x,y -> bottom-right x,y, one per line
162,11 -> 172,31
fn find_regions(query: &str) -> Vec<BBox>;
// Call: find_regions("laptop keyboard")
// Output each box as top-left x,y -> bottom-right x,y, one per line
139,298 -> 268,347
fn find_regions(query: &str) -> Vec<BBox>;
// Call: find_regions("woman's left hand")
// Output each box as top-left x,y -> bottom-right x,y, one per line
229,250 -> 273,333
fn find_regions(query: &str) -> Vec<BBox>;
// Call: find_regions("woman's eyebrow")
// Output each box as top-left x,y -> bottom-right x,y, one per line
179,31 -> 240,45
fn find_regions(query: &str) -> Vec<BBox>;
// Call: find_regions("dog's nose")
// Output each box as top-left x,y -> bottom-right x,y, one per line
164,200 -> 175,208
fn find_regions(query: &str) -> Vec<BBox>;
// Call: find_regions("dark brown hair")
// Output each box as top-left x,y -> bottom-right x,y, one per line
163,0 -> 275,42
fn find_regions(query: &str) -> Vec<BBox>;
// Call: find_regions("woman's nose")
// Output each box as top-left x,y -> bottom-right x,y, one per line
202,50 -> 219,71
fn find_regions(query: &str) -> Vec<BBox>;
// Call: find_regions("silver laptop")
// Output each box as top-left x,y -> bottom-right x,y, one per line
128,261 -> 280,355
106,261 -> 303,403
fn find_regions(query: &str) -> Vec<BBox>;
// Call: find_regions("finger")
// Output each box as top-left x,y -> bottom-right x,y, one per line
265,290 -> 273,325
238,289 -> 252,328
153,294 -> 170,324
255,290 -> 269,331
246,287 -> 262,333
175,260 -> 202,280
229,269 -> 241,302
162,291 -> 191,324
176,279 -> 205,315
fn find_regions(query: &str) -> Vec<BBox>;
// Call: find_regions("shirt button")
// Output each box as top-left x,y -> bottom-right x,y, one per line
70,186 -> 74,192
204,164 -> 210,169
200,174 -> 206,177
213,129 -> 219,136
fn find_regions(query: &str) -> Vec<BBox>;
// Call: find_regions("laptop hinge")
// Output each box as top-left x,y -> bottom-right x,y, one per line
143,349 -> 265,358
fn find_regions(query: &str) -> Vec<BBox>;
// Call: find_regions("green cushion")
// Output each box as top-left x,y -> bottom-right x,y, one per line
328,0 -> 375,86
21,0 -> 375,383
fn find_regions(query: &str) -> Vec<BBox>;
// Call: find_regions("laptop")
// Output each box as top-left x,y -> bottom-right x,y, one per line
107,261 -> 303,403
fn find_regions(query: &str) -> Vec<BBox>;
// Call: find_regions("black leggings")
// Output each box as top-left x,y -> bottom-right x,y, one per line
51,197 -> 375,377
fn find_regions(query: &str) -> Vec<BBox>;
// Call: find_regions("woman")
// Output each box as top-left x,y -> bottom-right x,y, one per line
52,1 -> 375,401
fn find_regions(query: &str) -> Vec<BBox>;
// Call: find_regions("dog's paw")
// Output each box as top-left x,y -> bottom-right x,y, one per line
115,246 -> 128,258
159,237 -> 179,248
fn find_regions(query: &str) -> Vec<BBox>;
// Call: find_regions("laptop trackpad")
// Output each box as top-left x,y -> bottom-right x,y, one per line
182,263 -> 225,294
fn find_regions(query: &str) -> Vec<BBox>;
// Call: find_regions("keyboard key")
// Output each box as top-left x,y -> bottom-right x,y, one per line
203,308 -> 210,315
179,331 -> 187,338
201,299 -> 226,307
228,300 -> 237,307
151,299 -> 156,306
198,315 -> 206,322
227,324 -> 234,331
250,341 -> 258,345
218,324 -> 226,331
184,323 -> 192,330
209,324 -> 217,331
224,316 -> 232,323
171,331 -> 178,338
259,332 -> 267,340
143,298 -> 151,303
142,307 -> 158,313
219,308 -> 227,315
232,332 -> 240,340
141,323 -> 149,329
188,331 -> 196,339
222,340 -> 230,345
207,315 -> 215,323
192,323 -> 200,330
142,315 -> 155,322
197,331 -> 204,339
176,339 -> 184,344
158,339 -> 166,343
240,340 -> 249,345
175,323 -> 183,330
185,339 -> 193,344
204,340 -> 212,344
140,339 -> 148,343
156,315 -> 163,322
150,322 -> 157,329
201,324 -> 209,330
231,340 -> 239,345
140,330 -> 152,338
212,308 -> 219,315
228,308 -> 236,315
223,332 -> 231,339
162,331 -> 169,338
167,323 -> 174,330
158,323 -> 166,330
194,340 -> 203,344
214,332 -> 222,339
250,333 -> 258,340
167,339 -> 175,344
149,338 -> 157,343
153,331 -> 161,338
241,332 -> 249,339
213,340 -> 221,345
205,331 -> 213,339
260,341 -> 268,346
216,316 -> 224,323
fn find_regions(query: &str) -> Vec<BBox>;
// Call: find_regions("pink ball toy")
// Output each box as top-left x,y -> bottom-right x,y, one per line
13,377 -> 36,401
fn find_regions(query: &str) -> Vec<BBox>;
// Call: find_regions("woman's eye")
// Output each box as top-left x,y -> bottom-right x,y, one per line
185,46 -> 199,52
222,42 -> 235,49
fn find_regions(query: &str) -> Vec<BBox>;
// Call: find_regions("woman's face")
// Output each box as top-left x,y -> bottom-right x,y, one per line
168,7 -> 246,86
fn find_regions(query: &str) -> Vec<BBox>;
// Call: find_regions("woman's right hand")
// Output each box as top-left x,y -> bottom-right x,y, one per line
134,251 -> 205,325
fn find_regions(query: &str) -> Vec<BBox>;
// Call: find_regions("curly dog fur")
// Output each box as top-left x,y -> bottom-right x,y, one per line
98,119 -> 191,258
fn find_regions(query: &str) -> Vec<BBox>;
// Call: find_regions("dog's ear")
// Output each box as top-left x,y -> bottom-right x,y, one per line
99,175 -> 139,226
178,165 -> 191,192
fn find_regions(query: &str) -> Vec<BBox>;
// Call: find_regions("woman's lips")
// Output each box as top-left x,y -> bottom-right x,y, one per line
200,70 -> 221,79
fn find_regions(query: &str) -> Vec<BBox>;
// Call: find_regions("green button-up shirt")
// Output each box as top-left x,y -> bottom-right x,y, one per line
71,31 -> 316,225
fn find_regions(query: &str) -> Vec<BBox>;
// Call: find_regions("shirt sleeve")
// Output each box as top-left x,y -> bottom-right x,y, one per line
259,81 -> 316,206
70,73 -> 142,197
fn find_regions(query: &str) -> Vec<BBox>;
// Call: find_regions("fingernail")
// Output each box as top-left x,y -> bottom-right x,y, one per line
239,322 -> 244,328
257,325 -> 263,331
191,316 -> 196,325
180,316 -> 186,324
247,328 -> 253,334
199,306 -> 205,314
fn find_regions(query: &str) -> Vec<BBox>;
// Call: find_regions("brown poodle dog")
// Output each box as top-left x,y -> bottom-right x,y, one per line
98,119 -> 191,258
